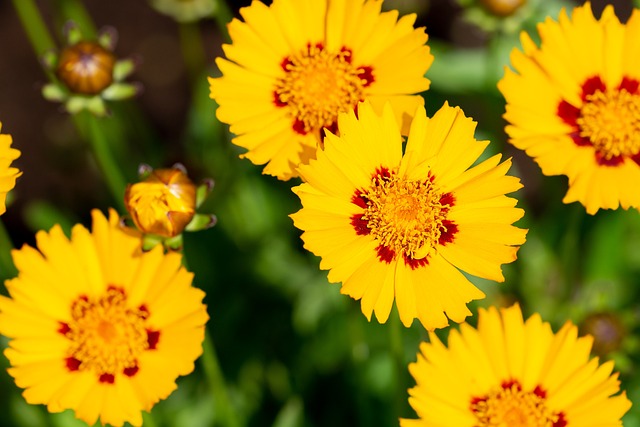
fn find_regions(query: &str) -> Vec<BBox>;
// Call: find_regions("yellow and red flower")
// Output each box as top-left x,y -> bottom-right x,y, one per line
291,101 -> 526,330
209,0 -> 433,180
0,210 -> 208,426
401,304 -> 631,426
499,2 -> 640,213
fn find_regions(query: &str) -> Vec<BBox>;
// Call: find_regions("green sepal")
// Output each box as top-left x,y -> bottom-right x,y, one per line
98,27 -> 118,51
137,164 -> 154,180
185,213 -> 217,232
65,22 -> 83,45
41,50 -> 58,70
65,96 -> 88,114
195,179 -> 214,208
164,234 -> 184,251
113,59 -> 136,81
102,83 -> 138,101
42,84 -> 67,102
86,96 -> 108,116
142,234 -> 165,251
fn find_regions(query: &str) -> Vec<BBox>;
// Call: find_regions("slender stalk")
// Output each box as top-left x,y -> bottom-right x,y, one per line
0,219 -> 17,281
83,114 -> 128,211
179,22 -> 208,86
485,27 -> 506,92
212,0 -> 234,42
202,328 -> 242,427
11,0 -> 57,56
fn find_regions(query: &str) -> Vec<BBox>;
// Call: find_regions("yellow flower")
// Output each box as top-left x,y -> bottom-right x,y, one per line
125,166 -> 197,238
0,209 -> 208,427
498,2 -> 640,214
401,304 -> 631,426
291,101 -> 526,330
209,0 -> 433,180
0,123 -> 21,215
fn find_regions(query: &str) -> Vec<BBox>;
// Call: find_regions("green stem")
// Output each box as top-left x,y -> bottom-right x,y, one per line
212,0 -> 234,42
202,328 -> 241,427
83,114 -> 128,211
179,22 -> 208,86
0,219 -> 17,282
11,0 -> 57,56
485,27 -> 506,92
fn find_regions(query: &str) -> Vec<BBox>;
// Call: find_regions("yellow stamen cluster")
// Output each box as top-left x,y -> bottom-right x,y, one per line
274,44 -> 368,135
63,288 -> 149,376
471,383 -> 561,427
578,88 -> 640,160
360,169 -> 452,261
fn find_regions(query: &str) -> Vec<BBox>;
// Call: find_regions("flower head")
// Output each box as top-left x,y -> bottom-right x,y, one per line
0,123 -> 21,215
498,2 -> 640,213
291,101 -> 526,330
401,304 -> 631,426
0,209 -> 208,427
209,0 -> 433,180
42,24 -> 139,116
124,164 -> 217,250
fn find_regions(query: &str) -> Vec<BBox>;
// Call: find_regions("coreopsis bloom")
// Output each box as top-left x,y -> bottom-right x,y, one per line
42,24 -> 139,116
401,304 -> 631,426
0,209 -> 208,427
498,2 -> 640,214
209,0 -> 433,180
124,164 -> 217,250
291,101 -> 526,330
0,123 -> 21,215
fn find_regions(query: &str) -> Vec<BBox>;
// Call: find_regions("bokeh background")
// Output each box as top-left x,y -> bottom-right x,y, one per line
1,0 -> 640,426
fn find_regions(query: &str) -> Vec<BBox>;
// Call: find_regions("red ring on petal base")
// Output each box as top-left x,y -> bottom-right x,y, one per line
350,167 -> 457,269
557,75 -> 640,166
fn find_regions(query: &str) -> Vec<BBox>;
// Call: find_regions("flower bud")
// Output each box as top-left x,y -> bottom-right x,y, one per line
580,312 -> 626,356
56,41 -> 116,95
124,167 -> 197,238
479,0 -> 526,17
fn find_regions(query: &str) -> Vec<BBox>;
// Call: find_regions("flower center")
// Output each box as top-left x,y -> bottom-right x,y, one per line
471,382 -> 566,427
351,167 -> 457,268
577,87 -> 640,161
58,287 -> 158,382
56,41 -> 116,95
274,43 -> 374,136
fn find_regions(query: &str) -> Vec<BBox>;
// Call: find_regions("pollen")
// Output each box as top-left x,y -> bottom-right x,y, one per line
578,86 -> 640,161
558,76 -> 640,166
471,381 -> 567,427
274,43 -> 374,136
59,287 -> 158,382
351,167 -> 456,268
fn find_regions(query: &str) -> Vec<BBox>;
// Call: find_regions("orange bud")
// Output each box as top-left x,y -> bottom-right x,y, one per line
56,41 -> 116,95
479,0 -> 526,17
124,168 -> 197,238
